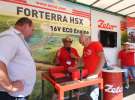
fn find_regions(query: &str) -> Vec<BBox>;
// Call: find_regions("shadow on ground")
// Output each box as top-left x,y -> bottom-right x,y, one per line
123,82 -> 135,97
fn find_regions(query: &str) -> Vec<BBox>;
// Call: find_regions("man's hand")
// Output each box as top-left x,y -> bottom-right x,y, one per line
9,80 -> 24,93
0,61 -> 24,93
68,67 -> 77,72
87,74 -> 98,80
70,53 -> 78,60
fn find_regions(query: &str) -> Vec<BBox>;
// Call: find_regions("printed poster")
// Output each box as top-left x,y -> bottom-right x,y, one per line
0,0 -> 91,65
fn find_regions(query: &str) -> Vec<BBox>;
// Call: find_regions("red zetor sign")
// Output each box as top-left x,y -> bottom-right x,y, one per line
105,84 -> 123,94
98,19 -> 117,30
102,71 -> 123,100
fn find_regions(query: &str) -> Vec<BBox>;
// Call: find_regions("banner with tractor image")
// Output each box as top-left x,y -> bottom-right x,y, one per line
0,0 -> 91,66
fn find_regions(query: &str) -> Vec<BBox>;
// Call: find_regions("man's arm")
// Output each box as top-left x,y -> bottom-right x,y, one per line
117,51 -> 122,67
0,61 -> 24,92
94,52 -> 105,75
53,49 -> 61,65
70,53 -> 80,61
117,57 -> 122,67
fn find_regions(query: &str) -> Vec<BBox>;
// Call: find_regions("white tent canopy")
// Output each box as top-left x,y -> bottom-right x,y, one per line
74,0 -> 135,17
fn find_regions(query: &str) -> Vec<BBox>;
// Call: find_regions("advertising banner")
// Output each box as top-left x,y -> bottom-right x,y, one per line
126,17 -> 135,43
0,0 -> 91,64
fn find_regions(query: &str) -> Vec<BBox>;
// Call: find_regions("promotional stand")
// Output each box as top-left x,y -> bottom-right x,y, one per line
102,67 -> 124,100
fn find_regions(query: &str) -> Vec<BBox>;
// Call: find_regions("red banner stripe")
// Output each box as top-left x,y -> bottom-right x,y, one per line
72,9 -> 90,16
0,0 -> 91,19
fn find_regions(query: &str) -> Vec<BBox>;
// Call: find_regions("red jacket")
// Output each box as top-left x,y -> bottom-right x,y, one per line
56,47 -> 79,69
82,42 -> 103,75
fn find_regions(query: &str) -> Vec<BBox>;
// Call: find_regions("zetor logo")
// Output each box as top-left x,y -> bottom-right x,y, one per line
105,84 -> 123,94
98,19 -> 117,30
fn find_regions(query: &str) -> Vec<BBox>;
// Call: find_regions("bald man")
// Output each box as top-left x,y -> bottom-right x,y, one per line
79,33 -> 105,100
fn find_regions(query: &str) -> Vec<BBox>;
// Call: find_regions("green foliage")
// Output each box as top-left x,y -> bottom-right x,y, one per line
121,31 -> 128,45
0,15 -> 17,32
28,73 -> 55,100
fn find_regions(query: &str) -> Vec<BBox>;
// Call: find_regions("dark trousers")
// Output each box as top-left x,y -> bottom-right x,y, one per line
0,92 -> 29,100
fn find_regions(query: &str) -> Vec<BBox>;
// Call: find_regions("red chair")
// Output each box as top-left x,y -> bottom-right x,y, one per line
71,69 -> 88,80
49,66 -> 89,81
49,66 -> 66,80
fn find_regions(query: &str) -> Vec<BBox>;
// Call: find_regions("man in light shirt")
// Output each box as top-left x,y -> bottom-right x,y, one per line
0,17 -> 36,100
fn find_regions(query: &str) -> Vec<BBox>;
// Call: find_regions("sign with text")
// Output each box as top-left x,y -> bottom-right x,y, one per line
0,0 -> 90,35
98,19 -> 117,31
0,0 -> 90,64
126,17 -> 135,42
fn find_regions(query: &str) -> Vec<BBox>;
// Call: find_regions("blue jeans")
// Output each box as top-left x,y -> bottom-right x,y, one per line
123,66 -> 135,81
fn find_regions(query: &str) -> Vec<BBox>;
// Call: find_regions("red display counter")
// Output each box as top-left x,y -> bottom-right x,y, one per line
102,67 -> 124,100
41,72 -> 103,100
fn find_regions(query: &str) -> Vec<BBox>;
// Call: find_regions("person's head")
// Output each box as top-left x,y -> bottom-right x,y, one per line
79,33 -> 91,47
15,17 -> 34,39
62,36 -> 73,48
123,42 -> 130,50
